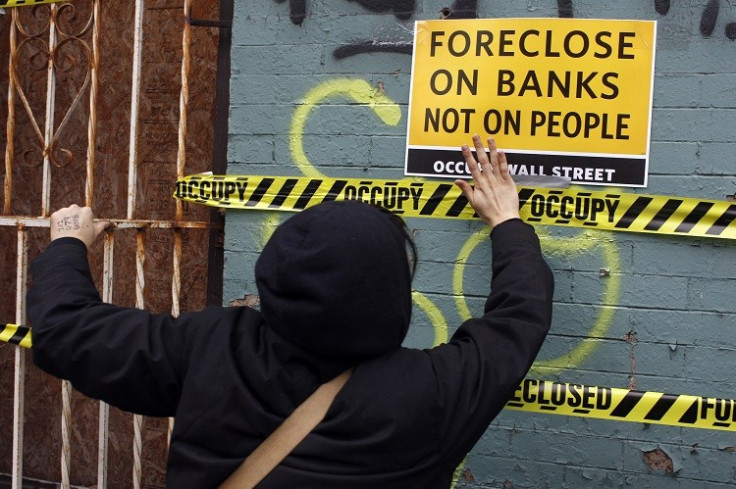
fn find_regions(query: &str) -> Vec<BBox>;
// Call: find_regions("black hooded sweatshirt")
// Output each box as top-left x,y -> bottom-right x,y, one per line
28,201 -> 553,489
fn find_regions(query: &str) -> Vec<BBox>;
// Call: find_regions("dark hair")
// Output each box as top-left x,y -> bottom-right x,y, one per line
376,206 -> 418,280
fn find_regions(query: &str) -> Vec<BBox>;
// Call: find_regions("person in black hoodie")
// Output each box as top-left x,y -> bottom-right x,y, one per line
28,135 -> 553,488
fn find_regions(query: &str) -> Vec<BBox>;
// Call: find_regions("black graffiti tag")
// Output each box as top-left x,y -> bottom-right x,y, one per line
274,0 -> 735,42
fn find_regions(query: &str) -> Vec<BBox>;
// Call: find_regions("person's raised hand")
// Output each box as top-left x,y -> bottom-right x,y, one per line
454,135 -> 520,227
50,205 -> 109,248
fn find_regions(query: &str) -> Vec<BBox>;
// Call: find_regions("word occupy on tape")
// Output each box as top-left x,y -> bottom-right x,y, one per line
506,378 -> 736,432
0,323 -> 31,349
2,325 -> 734,431
0,0 -> 67,7
174,174 -> 736,241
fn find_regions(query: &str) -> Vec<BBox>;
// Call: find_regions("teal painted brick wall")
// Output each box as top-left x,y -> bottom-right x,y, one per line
224,1 -> 736,487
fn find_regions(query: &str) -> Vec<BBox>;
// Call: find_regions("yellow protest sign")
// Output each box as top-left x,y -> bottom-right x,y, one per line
405,18 -> 657,187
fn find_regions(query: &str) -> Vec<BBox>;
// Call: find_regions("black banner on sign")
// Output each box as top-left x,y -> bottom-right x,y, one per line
405,148 -> 647,187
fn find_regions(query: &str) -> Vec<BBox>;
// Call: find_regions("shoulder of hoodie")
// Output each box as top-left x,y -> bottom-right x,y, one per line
173,304 -> 265,343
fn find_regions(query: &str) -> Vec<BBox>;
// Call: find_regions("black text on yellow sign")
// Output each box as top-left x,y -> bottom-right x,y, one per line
507,379 -> 736,432
174,174 -> 736,241
405,18 -> 657,186
3,322 -> 735,433
0,0 -> 67,7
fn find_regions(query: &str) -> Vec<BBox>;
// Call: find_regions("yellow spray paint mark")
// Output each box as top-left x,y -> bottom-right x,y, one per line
258,212 -> 283,250
411,290 -> 449,347
531,230 -> 621,375
453,226 -> 621,375
289,78 -> 402,178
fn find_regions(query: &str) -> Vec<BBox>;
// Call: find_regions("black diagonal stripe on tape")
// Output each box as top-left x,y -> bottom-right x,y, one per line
294,180 -> 323,209
269,179 -> 298,208
615,197 -> 653,229
644,393 -> 679,421
420,184 -> 452,216
706,204 -> 736,236
609,391 -> 644,417
446,193 -> 470,217
678,399 -> 700,424
644,199 -> 683,231
324,180 -> 348,202
9,325 -> 29,346
246,178 -> 275,207
517,188 -> 535,211
675,202 -> 714,234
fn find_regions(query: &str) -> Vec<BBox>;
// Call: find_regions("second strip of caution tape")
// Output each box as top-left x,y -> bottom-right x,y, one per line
506,378 -> 736,432
0,0 -> 67,7
0,322 -> 31,349
3,322 -> 735,431
174,174 -> 736,241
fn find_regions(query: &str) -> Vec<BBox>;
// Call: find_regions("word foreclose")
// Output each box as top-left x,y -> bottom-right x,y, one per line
429,28 -> 636,60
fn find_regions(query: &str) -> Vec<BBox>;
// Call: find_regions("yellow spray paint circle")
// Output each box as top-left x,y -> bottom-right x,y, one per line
453,227 -> 621,375
289,78 -> 402,178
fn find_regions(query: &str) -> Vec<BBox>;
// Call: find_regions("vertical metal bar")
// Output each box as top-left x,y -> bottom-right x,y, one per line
85,0 -> 101,207
12,226 -> 28,489
169,231 -> 181,438
167,0 -> 193,439
172,0 -> 192,306
128,0 -> 146,477
97,232 -> 114,489
176,0 -> 192,208
132,230 -> 145,489
42,4 -> 59,217
3,9 -> 17,216
61,379 -> 72,489
127,0 -> 145,219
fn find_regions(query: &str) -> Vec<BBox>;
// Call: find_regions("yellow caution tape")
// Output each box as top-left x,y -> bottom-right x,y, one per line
506,378 -> 736,432
0,0 -> 67,7
0,323 -> 32,349
174,174 -> 736,241
3,324 -> 733,431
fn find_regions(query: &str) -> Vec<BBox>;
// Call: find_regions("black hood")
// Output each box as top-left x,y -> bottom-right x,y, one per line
255,200 -> 412,360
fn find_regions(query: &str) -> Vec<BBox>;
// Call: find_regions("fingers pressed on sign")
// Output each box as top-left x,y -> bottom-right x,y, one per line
454,135 -> 520,227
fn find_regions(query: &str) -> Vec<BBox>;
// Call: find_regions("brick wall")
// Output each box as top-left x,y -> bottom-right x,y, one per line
224,1 -> 736,487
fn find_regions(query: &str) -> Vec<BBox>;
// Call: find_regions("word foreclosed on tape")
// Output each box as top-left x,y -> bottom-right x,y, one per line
174,174 -> 736,241
1,327 -> 734,432
0,0 -> 66,6
506,378 -> 736,432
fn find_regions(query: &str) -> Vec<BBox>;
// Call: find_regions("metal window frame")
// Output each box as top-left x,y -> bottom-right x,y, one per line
1,0 -> 233,486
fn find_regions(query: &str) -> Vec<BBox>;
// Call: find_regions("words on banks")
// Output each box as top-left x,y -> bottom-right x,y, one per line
429,69 -> 622,100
